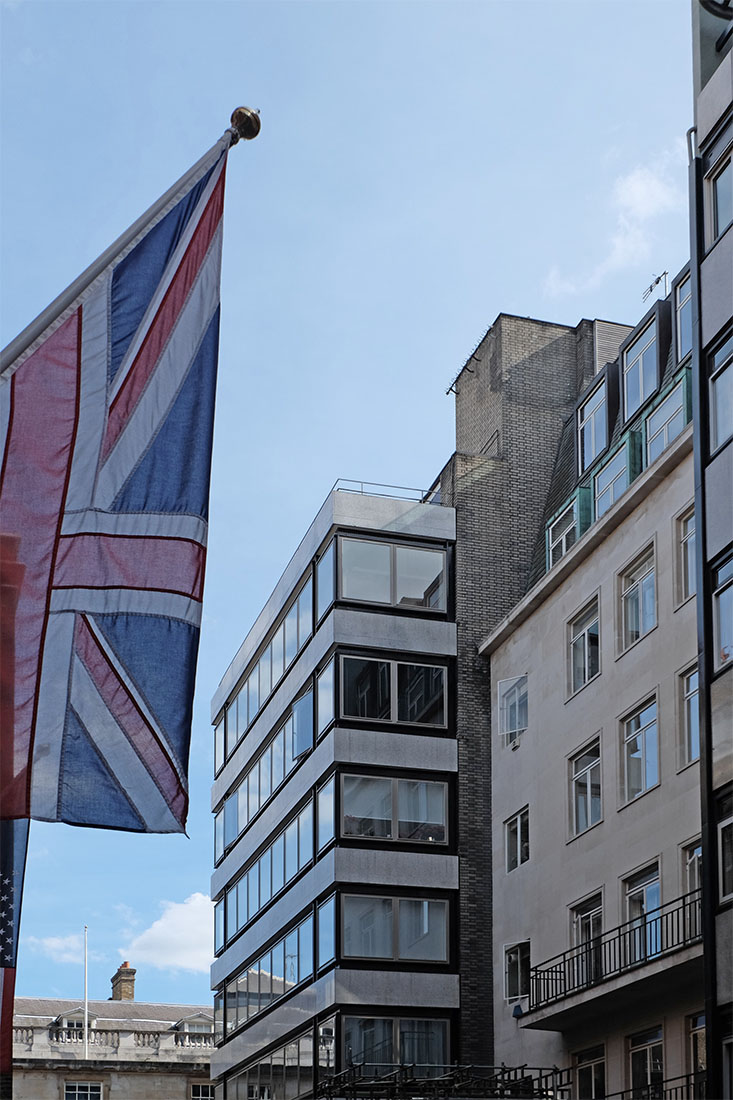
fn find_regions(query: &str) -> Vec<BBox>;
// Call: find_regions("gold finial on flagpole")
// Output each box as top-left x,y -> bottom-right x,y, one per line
229,107 -> 261,144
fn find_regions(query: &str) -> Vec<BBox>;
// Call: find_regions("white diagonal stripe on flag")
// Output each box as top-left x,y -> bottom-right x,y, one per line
108,158 -> 226,405
49,587 -> 203,626
94,223 -> 223,509
69,655 -> 180,833
63,280 -> 111,514
61,508 -> 207,543
29,611 -> 76,821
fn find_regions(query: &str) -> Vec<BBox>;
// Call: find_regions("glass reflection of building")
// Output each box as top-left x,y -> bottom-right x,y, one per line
210,489 -> 457,1098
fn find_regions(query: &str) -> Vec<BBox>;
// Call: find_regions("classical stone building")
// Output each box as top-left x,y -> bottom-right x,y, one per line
13,962 -> 214,1100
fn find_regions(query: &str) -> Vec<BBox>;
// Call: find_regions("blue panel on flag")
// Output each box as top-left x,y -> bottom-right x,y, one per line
111,308 -> 219,518
59,710 -> 144,830
93,613 -> 198,768
109,162 -> 218,385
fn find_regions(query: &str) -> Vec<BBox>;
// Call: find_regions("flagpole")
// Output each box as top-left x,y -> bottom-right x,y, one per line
0,107 -> 260,379
83,926 -> 88,1061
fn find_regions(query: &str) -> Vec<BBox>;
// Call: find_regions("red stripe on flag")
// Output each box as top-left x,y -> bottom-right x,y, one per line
54,534 -> 205,602
74,615 -> 187,826
0,313 -> 81,817
0,967 -> 16,1075
102,168 -> 226,459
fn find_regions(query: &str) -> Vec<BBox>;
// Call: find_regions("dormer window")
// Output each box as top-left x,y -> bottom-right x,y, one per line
623,321 -> 657,418
578,381 -> 607,473
548,503 -> 577,567
676,276 -> 692,361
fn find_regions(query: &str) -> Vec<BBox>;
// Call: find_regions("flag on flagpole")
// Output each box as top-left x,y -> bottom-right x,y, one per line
0,134 -> 231,834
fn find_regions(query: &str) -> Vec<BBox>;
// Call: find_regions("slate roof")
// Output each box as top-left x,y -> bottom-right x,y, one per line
524,311 -> 685,594
14,997 -> 212,1031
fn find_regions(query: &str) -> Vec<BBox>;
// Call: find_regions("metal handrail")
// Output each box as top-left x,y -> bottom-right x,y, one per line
331,479 -> 440,504
318,1062 -> 573,1099
601,1070 -> 706,1099
530,889 -> 702,1011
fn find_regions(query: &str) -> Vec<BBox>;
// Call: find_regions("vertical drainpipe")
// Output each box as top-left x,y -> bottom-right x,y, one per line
687,131 -> 721,1100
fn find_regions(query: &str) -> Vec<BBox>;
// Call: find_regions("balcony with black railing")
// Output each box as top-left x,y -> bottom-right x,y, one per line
524,890 -> 703,1030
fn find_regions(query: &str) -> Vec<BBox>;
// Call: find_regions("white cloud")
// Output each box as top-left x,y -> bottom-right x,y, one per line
119,893 -> 213,974
544,148 -> 686,298
26,934 -> 103,965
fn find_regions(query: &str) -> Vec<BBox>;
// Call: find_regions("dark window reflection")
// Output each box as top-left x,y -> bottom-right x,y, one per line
342,658 -> 391,720
397,664 -> 445,725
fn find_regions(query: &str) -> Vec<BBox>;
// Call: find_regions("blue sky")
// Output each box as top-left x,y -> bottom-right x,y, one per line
2,0 -> 692,1007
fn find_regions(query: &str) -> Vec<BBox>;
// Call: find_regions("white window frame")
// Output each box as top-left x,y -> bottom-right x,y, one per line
620,549 -> 656,652
504,806 -> 529,872
497,675 -> 528,745
191,1086 -> 216,1100
574,1044 -> 606,1100
503,940 -> 530,1001
568,598 -> 600,695
594,448 -> 628,519
683,840 -> 702,895
677,507 -> 696,604
676,275 -> 692,362
622,698 -> 659,803
646,382 -> 685,464
713,556 -> 733,670
570,739 -> 602,837
623,321 -> 657,419
628,1025 -> 664,1093
548,502 -> 577,567
681,665 -> 700,766
719,815 -> 733,904
64,1086 -> 103,1100
578,380 -> 608,473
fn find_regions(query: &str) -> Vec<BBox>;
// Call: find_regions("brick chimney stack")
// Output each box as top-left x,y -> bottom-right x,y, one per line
110,961 -> 136,1001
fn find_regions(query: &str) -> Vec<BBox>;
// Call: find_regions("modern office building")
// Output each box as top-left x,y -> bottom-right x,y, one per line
12,962 -> 214,1100
689,3 -> 733,1095
210,489 -> 460,1098
480,274 -> 706,1096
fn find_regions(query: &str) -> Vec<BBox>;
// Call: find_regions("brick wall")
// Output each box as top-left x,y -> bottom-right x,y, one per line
438,314 -> 595,1063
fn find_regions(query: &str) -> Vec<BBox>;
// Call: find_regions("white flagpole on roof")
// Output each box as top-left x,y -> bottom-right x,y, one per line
83,925 -> 88,1061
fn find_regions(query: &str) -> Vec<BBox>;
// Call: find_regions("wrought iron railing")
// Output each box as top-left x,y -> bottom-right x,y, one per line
317,1062 -> 573,1099
601,1071 -> 706,1099
530,889 -> 701,1011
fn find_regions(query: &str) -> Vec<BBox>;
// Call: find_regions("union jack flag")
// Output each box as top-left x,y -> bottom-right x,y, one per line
0,139 -> 229,834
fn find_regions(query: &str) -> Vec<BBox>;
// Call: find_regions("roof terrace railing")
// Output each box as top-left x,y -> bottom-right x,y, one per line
529,889 -> 701,1012
332,479 -> 441,504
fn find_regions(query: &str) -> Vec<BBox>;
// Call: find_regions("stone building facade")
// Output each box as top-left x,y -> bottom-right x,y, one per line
13,962 -> 214,1100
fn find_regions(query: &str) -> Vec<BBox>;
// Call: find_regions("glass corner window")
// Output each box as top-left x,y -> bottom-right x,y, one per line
713,156 -> 733,241
713,556 -> 733,669
623,321 -> 657,418
710,331 -> 733,453
316,541 -> 335,621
